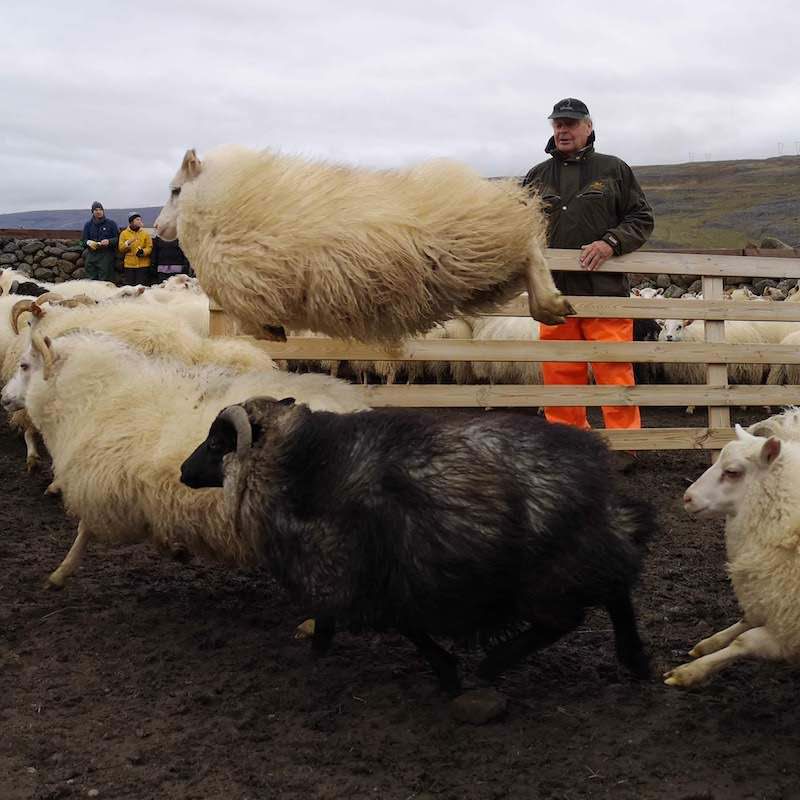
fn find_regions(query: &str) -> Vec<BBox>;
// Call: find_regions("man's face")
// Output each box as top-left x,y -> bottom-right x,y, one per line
551,117 -> 592,157
92,207 -> 104,220
130,217 -> 142,231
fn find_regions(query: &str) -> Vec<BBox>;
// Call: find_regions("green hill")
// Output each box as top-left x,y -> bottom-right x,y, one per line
634,155 -> 800,249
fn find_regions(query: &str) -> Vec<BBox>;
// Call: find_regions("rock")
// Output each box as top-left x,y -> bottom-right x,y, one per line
76,258 -> 84,268
638,278 -> 657,289
17,263 -> 33,276
21,241 -> 44,255
628,272 -> 646,286
663,284 -> 685,298
24,254 -> 34,265
3,241 -> 19,253
655,273 -> 671,289
34,268 -> 56,281
687,279 -> 702,294
44,246 -> 66,257
40,256 -> 58,268
753,278 -> 778,295
777,279 -> 798,294
450,688 -> 507,725
723,276 -> 747,288
73,268 -> 87,279
60,251 -> 80,263
57,258 -> 78,275
0,253 -> 18,264
670,274 -> 692,289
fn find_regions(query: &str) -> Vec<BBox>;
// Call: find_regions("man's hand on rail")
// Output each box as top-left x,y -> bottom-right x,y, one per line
579,241 -> 614,271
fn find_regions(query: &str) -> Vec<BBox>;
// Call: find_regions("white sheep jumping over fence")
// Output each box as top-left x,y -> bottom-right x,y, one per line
153,146 -> 574,344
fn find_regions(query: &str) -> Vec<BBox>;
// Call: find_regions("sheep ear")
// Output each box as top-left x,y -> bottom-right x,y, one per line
181,148 -> 202,179
683,319 -> 694,327
760,437 -> 781,466
278,397 -> 296,407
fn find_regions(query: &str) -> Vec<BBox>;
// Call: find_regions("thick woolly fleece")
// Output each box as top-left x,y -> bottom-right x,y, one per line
177,146 -> 550,342
22,332 -> 369,566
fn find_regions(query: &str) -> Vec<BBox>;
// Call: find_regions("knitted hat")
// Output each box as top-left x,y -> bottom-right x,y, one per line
91,201 -> 104,211
128,212 -> 142,224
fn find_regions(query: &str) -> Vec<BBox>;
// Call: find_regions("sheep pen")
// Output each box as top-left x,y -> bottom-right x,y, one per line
153,147 -> 575,343
4,405 -> 800,799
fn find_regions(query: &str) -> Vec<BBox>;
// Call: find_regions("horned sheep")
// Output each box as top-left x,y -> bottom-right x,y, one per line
153,147 -> 574,344
1,331 -> 368,588
181,398 -> 655,694
668,420 -> 800,686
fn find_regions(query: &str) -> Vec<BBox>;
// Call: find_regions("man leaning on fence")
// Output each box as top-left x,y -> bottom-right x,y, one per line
522,98 -> 654,459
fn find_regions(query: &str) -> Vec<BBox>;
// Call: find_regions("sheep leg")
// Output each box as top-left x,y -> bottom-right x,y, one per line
477,607 -> 585,680
46,521 -> 91,589
606,590 -> 650,678
664,626 -> 783,687
402,628 -> 461,696
687,618 -> 754,658
310,613 -> 336,657
524,239 -> 575,325
24,426 -> 41,473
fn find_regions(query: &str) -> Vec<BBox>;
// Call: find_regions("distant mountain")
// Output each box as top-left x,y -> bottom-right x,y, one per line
1,155 -> 798,247
0,207 -> 162,231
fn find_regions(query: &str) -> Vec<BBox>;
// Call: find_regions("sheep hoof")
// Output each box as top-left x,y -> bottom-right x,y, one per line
261,324 -> 287,343
294,618 -> 316,639
44,574 -> 65,591
45,482 -> 61,497
26,456 -> 40,474
662,663 -> 700,688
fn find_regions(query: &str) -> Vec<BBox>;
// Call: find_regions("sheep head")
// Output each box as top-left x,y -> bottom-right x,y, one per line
683,425 -> 782,518
180,397 -> 299,489
154,148 -> 203,242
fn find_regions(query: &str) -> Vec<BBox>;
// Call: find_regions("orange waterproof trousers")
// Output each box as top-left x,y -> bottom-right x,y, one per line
540,317 -> 641,430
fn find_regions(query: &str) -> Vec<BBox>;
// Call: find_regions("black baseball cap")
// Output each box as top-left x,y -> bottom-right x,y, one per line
548,98 -> 590,120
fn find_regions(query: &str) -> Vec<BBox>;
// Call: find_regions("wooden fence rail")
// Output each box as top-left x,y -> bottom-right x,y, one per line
209,248 -> 800,451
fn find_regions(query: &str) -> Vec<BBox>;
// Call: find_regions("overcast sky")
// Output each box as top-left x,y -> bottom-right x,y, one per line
1,0 -> 798,213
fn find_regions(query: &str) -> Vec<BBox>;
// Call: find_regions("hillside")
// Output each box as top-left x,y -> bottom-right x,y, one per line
636,155 -> 800,249
1,155 -> 798,247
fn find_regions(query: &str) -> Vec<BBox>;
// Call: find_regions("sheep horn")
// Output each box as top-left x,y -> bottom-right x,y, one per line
34,291 -> 65,307
10,279 -> 20,294
31,329 -> 55,380
218,405 -> 252,458
10,299 -> 35,334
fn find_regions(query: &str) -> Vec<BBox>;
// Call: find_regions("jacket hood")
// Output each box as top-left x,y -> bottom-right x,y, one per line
545,129 -> 596,159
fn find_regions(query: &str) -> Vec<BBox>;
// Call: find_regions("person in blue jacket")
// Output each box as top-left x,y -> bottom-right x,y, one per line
80,201 -> 120,281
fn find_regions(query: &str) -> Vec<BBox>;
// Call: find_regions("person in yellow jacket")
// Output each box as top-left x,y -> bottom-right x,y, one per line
118,212 -> 154,286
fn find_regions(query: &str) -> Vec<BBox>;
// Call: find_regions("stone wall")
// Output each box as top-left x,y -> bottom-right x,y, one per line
0,236 -> 88,281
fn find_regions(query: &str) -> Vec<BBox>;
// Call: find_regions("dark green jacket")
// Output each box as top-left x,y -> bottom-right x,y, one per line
522,133 -> 654,296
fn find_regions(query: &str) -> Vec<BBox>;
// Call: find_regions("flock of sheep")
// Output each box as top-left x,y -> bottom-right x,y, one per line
2,144 -> 799,697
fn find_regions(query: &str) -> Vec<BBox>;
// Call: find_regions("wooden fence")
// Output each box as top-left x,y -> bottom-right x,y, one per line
209,248 -> 800,451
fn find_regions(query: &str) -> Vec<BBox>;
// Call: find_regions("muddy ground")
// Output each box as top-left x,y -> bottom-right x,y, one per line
2,407 -> 799,800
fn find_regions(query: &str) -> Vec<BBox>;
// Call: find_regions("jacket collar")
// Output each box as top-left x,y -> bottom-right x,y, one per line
545,130 -> 596,161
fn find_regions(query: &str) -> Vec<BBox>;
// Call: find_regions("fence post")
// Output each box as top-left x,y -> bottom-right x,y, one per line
702,275 -> 730,460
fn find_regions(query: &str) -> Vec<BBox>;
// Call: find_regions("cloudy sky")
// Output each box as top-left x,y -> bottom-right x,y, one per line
1,0 -> 798,213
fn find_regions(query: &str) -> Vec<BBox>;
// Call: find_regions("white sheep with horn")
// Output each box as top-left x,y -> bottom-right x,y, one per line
153,147 -> 574,343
